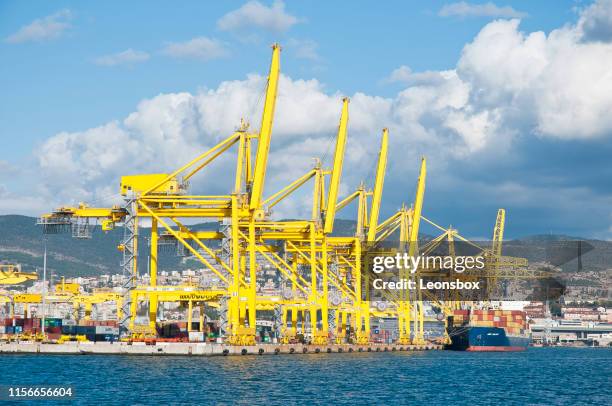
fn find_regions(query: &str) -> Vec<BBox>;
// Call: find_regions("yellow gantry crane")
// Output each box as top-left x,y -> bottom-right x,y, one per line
364,157 -> 428,345
37,44 -> 524,346
322,128 -> 389,344
40,45 -> 283,345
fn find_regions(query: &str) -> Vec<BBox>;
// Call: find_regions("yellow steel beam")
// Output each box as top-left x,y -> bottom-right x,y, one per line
409,157 -> 426,246
172,218 -> 235,278
0,271 -> 38,285
236,229 -> 310,295
335,190 -> 360,212
132,287 -> 226,302
323,98 -> 349,234
141,132 -> 242,196
376,211 -> 402,234
174,230 -> 225,240
367,129 -> 388,242
250,44 -> 281,210
286,240 -> 356,300
492,208 -> 505,257
138,203 -> 230,285
136,209 -> 233,218
183,135 -> 241,182
262,169 -> 317,209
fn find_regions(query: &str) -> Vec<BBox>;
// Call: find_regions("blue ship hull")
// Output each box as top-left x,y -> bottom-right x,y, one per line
446,326 -> 531,351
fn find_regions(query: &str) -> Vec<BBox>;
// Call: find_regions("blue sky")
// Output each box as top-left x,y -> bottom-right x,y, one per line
1,1 -> 611,239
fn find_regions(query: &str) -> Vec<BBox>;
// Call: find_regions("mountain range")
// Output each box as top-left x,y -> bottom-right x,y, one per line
0,215 -> 608,278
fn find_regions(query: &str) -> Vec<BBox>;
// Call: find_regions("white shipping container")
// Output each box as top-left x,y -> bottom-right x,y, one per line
95,326 -> 119,335
62,319 -> 77,326
0,326 -> 5,334
189,332 -> 205,342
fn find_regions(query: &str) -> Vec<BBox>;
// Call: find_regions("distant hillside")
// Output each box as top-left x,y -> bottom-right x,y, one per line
506,235 -> 612,273
0,215 -> 215,277
0,215 -> 608,277
0,215 -> 358,278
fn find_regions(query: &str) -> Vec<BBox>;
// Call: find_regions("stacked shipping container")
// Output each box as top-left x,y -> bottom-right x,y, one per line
0,318 -> 119,342
452,309 -> 527,336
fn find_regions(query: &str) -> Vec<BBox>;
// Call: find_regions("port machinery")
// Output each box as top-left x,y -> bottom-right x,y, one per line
0,264 -> 38,285
37,44 -> 529,345
5,287 -> 124,324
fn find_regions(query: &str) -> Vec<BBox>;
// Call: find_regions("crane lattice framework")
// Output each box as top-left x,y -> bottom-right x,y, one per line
36,45 -> 430,345
39,45 -> 322,344
322,129 -> 391,345
410,208 -> 549,343
362,157 -> 428,345
37,44 -> 526,346
39,45 -> 282,344
8,290 -> 122,322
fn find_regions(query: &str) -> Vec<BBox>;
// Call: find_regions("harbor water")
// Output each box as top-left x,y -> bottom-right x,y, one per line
1,348 -> 610,405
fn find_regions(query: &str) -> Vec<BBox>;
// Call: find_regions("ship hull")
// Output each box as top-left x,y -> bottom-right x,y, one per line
446,326 -> 530,352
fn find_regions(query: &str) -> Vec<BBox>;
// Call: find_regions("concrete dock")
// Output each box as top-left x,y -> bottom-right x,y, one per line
0,341 -> 442,356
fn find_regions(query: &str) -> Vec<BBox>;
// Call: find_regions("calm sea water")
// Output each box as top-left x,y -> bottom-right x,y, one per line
1,348 -> 610,405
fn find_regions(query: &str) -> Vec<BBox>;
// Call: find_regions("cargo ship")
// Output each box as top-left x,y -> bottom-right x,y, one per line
446,307 -> 531,351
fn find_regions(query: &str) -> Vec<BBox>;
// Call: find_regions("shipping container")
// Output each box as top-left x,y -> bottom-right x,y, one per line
188,332 -> 205,342
61,326 -> 77,335
44,318 -> 62,327
76,326 -> 96,336
95,326 -> 119,335
46,327 -> 62,334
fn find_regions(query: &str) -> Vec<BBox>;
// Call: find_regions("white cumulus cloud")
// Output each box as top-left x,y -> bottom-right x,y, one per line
217,1 -> 300,32
31,67 -> 496,213
577,0 -> 612,42
5,9 -> 72,44
20,1 -> 612,233
287,38 -> 320,60
439,2 -> 527,18
457,16 -> 612,139
94,49 -> 150,67
161,37 -> 229,61
386,66 -> 447,86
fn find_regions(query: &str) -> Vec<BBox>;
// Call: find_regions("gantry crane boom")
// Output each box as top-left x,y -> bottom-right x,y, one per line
409,157 -> 426,247
250,44 -> 281,210
323,97 -> 349,234
367,128 -> 388,242
492,208 -> 505,257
